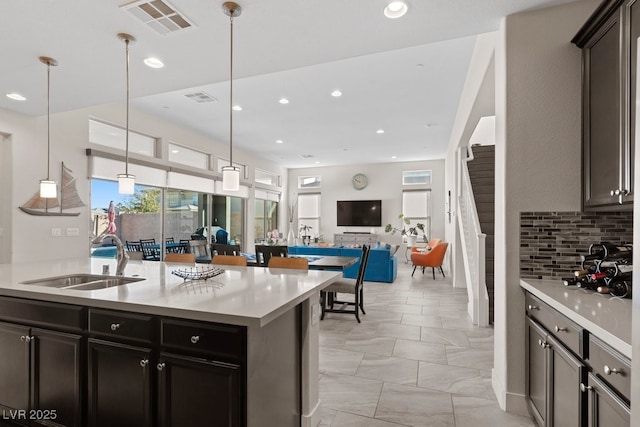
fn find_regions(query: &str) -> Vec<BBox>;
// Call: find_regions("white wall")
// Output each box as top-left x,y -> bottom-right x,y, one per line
493,0 -> 598,413
0,104 -> 287,263
288,160 -> 445,245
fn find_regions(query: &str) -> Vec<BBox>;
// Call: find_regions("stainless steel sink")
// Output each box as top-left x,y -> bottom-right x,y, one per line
20,274 -> 144,290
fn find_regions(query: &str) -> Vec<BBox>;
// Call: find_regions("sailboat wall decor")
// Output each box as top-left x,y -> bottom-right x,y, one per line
20,162 -> 86,216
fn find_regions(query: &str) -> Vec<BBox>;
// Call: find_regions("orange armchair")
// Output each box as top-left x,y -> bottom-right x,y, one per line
411,238 -> 442,253
410,242 -> 448,279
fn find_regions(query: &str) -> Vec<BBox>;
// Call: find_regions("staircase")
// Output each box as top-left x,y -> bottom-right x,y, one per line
466,144 -> 495,324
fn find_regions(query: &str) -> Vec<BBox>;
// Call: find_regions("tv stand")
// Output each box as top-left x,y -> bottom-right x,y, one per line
334,233 -> 378,246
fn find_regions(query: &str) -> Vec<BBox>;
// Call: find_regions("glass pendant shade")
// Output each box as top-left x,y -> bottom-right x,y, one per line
222,166 -> 240,191
39,180 -> 57,198
117,173 -> 136,194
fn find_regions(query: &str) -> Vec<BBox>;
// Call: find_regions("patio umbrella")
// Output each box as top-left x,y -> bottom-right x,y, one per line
106,201 -> 117,234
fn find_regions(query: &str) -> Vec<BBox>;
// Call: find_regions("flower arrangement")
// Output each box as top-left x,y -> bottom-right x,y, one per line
266,229 -> 281,245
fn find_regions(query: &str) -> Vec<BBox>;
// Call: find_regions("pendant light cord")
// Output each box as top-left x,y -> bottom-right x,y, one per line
125,38 -> 131,176
229,13 -> 234,167
46,61 -> 51,181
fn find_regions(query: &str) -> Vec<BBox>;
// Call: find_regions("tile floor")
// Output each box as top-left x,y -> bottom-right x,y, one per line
318,261 -> 535,427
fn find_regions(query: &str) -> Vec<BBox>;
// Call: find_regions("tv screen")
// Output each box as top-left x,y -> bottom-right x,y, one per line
337,200 -> 382,227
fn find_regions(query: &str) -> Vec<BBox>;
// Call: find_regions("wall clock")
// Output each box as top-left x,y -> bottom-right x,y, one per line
352,173 -> 368,190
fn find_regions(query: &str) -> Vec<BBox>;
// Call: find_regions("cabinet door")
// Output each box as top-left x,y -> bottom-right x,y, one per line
526,318 -> 547,426
0,322 -> 30,413
586,373 -> 630,427
157,353 -> 241,427
87,339 -> 153,427
31,328 -> 83,427
547,334 -> 586,427
584,13 -> 622,208
624,0 -> 640,204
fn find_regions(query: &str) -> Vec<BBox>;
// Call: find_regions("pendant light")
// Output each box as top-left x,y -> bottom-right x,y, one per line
39,56 -> 58,198
117,33 -> 136,195
221,2 -> 241,192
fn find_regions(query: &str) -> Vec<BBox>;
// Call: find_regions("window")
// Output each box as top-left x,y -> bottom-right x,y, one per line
165,189 -> 210,256
298,176 -> 321,189
89,119 -> 156,157
255,169 -> 280,187
297,193 -> 320,237
168,143 -> 209,170
402,170 -> 431,185
213,195 -> 245,248
402,190 -> 431,239
254,199 -> 278,242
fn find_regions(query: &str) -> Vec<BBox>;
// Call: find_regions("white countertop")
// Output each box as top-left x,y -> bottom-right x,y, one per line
520,278 -> 632,359
0,258 -> 341,328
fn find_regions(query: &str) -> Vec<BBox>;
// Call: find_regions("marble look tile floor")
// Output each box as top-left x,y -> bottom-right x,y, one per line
318,262 -> 535,427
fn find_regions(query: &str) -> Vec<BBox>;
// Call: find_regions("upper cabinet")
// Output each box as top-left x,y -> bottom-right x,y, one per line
573,0 -> 638,210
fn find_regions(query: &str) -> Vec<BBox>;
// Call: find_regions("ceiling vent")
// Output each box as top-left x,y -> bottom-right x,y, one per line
121,0 -> 195,35
184,91 -> 218,103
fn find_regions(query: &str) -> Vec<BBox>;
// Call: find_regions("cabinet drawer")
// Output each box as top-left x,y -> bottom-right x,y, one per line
525,293 -> 584,357
89,308 -> 154,344
589,335 -> 631,402
0,296 -> 85,332
161,319 -> 245,361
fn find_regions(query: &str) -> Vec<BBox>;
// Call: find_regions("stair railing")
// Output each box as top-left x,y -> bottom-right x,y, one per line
456,146 -> 489,327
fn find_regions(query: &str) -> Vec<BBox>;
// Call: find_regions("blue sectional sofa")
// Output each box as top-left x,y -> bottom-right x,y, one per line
288,245 -> 397,283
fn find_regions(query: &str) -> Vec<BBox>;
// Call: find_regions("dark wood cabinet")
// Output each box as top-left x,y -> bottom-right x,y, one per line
0,306 -> 83,427
526,318 -> 586,427
584,373 -> 630,427
87,339 -> 153,427
157,353 -> 241,427
574,0 -> 637,209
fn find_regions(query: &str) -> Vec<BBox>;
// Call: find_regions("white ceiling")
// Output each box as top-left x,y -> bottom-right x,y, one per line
0,0 -> 580,168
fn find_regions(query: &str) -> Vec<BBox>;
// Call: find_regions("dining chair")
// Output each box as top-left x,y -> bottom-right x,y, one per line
211,243 -> 242,256
320,245 -> 370,323
139,239 -> 160,261
254,245 -> 288,267
410,242 -> 448,278
189,240 -> 212,263
178,239 -> 191,254
268,257 -> 309,270
211,255 -> 247,266
164,253 -> 196,263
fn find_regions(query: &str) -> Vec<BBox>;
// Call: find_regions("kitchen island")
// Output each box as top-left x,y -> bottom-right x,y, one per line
0,258 -> 340,427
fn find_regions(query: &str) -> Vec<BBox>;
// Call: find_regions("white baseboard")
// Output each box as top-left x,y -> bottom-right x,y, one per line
491,371 -> 529,417
301,399 -> 322,427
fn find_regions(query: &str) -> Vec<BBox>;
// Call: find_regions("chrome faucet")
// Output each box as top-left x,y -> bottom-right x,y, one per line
92,233 -> 129,276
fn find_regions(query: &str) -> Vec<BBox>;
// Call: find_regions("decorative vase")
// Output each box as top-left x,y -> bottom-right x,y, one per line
287,227 -> 296,246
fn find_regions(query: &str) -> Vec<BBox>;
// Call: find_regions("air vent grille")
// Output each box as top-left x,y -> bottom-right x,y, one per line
184,92 -> 218,103
121,0 -> 195,35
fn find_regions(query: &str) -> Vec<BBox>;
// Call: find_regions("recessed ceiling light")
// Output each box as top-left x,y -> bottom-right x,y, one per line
315,161 -> 320,164
384,1 -> 408,19
144,57 -> 164,69
232,105 -> 243,111
276,139 -> 284,144
6,93 -> 26,101
376,129 -> 385,134
171,149 -> 179,154
391,155 -> 397,159
331,90 -> 342,97
279,98 -> 290,104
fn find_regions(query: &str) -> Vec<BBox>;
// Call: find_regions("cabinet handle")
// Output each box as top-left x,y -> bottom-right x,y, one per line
190,335 -> 200,344
554,325 -> 567,333
603,365 -> 620,375
622,189 -> 630,196
610,189 -> 621,196
110,323 -> 121,331
527,305 -> 539,311
139,359 -> 149,368
20,335 -> 33,343
580,383 -> 593,392
157,363 -> 166,372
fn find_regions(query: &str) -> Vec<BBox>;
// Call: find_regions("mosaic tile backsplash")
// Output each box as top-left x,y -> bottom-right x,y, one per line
520,211 -> 633,280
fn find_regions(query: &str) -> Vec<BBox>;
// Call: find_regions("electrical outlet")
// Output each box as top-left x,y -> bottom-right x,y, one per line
66,228 -> 80,237
51,228 -> 62,237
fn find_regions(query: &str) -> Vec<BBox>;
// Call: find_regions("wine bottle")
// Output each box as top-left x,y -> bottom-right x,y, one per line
597,279 -> 632,298
589,242 -> 632,258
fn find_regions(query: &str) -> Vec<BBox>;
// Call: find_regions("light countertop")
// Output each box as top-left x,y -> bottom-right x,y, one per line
520,278 -> 632,359
0,258 -> 342,328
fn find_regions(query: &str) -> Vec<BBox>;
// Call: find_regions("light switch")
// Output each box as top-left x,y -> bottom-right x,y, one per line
66,228 -> 80,237
51,228 -> 62,237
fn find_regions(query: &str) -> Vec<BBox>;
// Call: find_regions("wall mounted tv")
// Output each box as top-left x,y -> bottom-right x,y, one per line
336,200 -> 382,227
